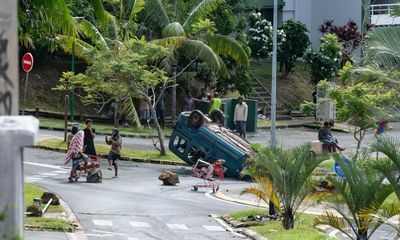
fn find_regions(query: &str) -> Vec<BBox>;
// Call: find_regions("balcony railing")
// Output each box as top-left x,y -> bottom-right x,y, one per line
370,3 -> 400,25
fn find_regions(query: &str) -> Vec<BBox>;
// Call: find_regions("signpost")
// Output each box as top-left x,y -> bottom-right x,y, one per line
21,53 -> 33,115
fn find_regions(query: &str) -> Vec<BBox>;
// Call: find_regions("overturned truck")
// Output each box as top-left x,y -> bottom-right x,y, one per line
169,110 -> 256,177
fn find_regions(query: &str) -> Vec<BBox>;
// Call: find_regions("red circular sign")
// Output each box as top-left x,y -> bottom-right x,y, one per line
22,53 -> 34,72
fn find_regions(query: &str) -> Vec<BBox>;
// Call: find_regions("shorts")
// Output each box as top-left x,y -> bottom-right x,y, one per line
72,155 -> 89,170
108,151 -> 121,166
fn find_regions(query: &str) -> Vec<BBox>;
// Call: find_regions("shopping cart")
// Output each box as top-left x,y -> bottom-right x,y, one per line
192,159 -> 224,192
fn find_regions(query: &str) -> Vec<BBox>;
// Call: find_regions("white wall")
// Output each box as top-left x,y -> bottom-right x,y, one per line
283,0 -> 362,48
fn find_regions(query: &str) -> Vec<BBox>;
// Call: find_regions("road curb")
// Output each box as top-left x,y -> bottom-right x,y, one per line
214,191 -> 268,208
220,215 -> 268,240
39,126 -> 171,139
59,198 -> 88,240
30,145 -> 188,167
257,124 -> 306,130
302,124 -> 350,133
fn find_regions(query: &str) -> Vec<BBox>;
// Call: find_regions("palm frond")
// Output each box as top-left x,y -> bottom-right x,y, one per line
314,211 -> 353,239
122,97 -> 141,128
208,34 -> 250,66
56,36 -> 95,60
366,26 -> 400,68
78,19 -> 109,50
182,0 -> 224,30
391,1 -> 400,17
160,49 -> 178,72
142,0 -> 171,32
130,0 -> 146,20
89,0 -> 114,26
182,39 -> 222,75
162,22 -> 186,37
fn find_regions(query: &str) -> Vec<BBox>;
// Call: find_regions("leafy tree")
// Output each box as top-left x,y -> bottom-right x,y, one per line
299,101 -> 316,117
329,69 -> 394,159
241,144 -> 325,229
304,33 -> 343,85
279,20 -> 310,74
315,155 -> 394,240
319,19 -> 365,63
56,38 -> 170,155
247,12 -> 286,59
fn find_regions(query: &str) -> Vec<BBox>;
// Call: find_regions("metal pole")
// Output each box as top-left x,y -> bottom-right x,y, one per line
172,64 -> 177,126
70,41 -> 75,122
270,0 -> 278,150
268,0 -> 278,217
64,95 -> 69,142
22,72 -> 29,115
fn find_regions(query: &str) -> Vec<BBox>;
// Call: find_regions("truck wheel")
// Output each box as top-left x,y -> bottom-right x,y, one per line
210,110 -> 225,124
188,110 -> 204,129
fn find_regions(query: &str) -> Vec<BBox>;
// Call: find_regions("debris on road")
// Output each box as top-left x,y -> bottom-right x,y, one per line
41,192 -> 60,205
159,171 -> 180,185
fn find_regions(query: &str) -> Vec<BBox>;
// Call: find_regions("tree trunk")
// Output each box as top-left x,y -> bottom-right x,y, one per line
357,228 -> 368,240
147,96 -> 166,155
171,65 -> 177,126
353,127 -> 366,160
282,208 -> 294,230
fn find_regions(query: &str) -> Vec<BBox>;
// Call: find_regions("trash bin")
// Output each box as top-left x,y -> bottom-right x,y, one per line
221,99 -> 257,133
195,101 -> 209,115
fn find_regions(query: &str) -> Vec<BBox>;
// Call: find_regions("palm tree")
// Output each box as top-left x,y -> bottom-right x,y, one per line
140,0 -> 249,73
315,154 -> 394,240
366,136 -> 400,198
241,143 -> 325,229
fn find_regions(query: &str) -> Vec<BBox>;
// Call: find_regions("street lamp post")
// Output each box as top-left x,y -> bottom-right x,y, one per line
70,41 -> 75,123
269,0 -> 278,216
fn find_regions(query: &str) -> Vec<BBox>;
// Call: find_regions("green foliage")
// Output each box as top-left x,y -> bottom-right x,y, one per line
279,20 -> 310,73
247,12 -> 286,59
242,144 -> 325,229
316,154 -> 393,239
304,34 -> 343,85
299,101 -> 316,117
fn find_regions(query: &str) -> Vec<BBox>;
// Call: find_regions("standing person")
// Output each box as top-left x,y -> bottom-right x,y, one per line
83,119 -> 96,156
234,97 -> 248,139
209,92 -> 221,114
156,88 -> 165,128
106,128 -> 122,177
183,91 -> 195,111
375,120 -> 386,136
139,97 -> 150,126
198,88 -> 209,103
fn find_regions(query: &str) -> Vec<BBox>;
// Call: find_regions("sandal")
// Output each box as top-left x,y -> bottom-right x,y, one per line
68,177 -> 74,182
108,167 -> 112,170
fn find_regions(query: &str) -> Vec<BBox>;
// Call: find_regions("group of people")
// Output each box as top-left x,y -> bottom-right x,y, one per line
65,119 -> 123,181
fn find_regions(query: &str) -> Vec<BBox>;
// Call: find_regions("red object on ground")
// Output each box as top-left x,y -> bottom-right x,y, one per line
22,53 -> 34,72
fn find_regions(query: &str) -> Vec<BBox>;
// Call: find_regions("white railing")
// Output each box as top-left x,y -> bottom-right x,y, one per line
370,3 -> 400,25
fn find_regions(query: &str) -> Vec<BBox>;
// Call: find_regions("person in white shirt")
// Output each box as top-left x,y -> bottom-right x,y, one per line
234,96 -> 248,138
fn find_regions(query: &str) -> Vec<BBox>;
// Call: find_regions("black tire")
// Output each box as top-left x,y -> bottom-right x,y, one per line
187,110 -> 205,129
210,109 -> 225,125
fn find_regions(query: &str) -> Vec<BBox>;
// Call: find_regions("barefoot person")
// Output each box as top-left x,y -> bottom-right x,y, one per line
318,121 -> 345,152
106,128 -> 122,177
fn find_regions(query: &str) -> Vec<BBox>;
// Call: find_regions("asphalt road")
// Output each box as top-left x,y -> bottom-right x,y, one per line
24,148 -> 251,240
40,123 -> 400,154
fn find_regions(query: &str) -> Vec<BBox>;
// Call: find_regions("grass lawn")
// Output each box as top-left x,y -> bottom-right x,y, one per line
39,117 -> 173,136
257,120 -> 288,128
24,183 -> 73,232
37,139 -> 184,163
228,209 -> 335,240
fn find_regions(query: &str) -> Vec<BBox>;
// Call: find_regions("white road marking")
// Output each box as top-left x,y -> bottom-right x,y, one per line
24,161 -> 67,170
93,220 -> 113,226
41,173 -> 58,176
53,170 -> 69,174
85,234 -> 114,237
128,238 -> 139,240
90,229 -> 127,236
166,224 -> 188,230
129,221 -> 151,228
33,175 -> 49,178
202,225 -> 225,231
329,229 -> 340,237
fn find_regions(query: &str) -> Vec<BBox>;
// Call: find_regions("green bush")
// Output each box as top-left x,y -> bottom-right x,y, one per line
304,33 -> 343,85
300,101 -> 316,117
279,20 -> 310,74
